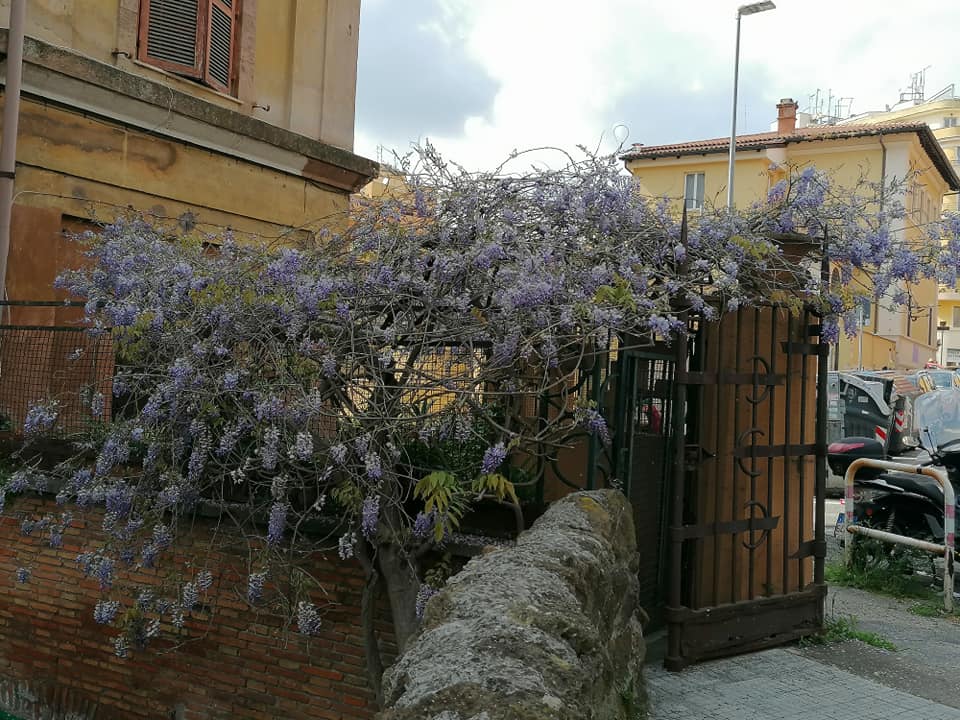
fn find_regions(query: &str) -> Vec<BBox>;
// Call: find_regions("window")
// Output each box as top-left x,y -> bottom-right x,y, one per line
946,117 -> 958,128
684,173 -> 705,211
858,296 -> 872,326
955,146 -> 960,162
138,0 -> 240,95
953,307 -> 960,328
948,348 -> 960,365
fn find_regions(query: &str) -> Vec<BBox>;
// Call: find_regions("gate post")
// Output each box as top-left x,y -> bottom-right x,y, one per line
665,210 -> 690,672
814,252 -> 829,585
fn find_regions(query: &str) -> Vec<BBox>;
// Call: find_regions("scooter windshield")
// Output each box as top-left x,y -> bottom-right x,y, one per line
914,388 -> 960,452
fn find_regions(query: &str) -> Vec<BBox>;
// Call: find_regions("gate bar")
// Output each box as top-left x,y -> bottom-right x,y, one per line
844,457 -> 955,612
665,210 -> 690,671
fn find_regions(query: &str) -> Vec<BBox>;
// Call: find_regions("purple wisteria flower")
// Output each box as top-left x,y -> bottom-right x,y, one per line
181,582 -> 199,609
7,471 -> 31,494
415,584 -> 438,619
94,600 -> 121,625
360,496 -> 379,541
290,432 -> 313,461
267,502 -> 287,546
90,392 -> 105,419
254,395 -> 284,422
575,407 -> 611,444
413,511 -> 435,539
113,635 -> 129,659
151,524 -> 173,552
261,425 -> 280,471
196,570 -> 213,592
329,444 -> 348,465
169,357 -> 194,390
247,572 -> 266,604
296,601 -> 322,636
23,401 -> 59,437
95,557 -> 115,590
337,532 -> 357,560
481,442 -> 507,474
364,452 -> 382,481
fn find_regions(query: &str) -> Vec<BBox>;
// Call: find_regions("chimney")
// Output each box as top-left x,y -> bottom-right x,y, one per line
777,98 -> 798,134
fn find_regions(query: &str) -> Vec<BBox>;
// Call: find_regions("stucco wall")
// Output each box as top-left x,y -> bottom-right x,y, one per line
0,0 -> 360,149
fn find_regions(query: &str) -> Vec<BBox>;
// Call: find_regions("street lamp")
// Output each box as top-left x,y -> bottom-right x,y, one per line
938,320 -> 949,367
727,1 -> 776,210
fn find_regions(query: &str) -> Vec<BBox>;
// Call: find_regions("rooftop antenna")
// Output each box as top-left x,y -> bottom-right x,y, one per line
899,66 -> 931,104
836,96 -> 853,120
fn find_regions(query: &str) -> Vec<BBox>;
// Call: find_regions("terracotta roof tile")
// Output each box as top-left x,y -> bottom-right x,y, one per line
619,121 -> 960,190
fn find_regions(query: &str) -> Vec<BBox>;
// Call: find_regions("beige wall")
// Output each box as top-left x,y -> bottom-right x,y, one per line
8,96 -> 350,239
850,99 -> 960,212
0,0 -> 360,149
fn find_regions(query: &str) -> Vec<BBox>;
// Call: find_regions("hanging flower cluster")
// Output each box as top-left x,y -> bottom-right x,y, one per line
4,145 -> 959,664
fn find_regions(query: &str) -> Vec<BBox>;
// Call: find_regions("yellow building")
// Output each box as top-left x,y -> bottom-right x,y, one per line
843,85 -> 960,213
847,85 -> 960,365
0,0 -> 377,309
620,99 -> 960,372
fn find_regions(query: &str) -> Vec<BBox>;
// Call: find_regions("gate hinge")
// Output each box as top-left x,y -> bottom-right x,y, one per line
791,539 -> 826,559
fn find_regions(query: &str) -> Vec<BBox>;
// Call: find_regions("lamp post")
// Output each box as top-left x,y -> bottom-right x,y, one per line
938,320 -> 949,367
727,1 -> 776,210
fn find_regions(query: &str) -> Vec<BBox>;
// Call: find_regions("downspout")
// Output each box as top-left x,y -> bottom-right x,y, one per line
0,0 -> 26,310
877,132 -> 886,337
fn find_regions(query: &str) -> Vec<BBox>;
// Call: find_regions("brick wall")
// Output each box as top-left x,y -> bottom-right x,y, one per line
0,496 -> 392,720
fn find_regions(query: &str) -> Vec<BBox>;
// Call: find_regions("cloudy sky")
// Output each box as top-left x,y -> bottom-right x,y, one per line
354,0 -> 957,170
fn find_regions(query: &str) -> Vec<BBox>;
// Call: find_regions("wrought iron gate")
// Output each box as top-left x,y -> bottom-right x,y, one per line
662,305 -> 828,669
612,348 -> 675,630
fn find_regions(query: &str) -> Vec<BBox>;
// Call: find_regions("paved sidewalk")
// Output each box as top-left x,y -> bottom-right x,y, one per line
646,647 -> 960,720
646,585 -> 960,720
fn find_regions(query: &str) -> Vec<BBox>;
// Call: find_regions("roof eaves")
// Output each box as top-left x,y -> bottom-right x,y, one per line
622,124 -> 960,190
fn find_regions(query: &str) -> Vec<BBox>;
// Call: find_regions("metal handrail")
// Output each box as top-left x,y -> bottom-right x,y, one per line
844,457 -> 955,612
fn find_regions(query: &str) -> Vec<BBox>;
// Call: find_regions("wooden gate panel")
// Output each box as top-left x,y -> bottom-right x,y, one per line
665,305 -> 827,669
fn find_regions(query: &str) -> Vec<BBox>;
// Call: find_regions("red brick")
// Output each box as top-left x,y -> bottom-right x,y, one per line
0,497 -> 389,719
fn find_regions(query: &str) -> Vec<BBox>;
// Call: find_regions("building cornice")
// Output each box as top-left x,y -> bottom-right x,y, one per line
0,30 -> 378,193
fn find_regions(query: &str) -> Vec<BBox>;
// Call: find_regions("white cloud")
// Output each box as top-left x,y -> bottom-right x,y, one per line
356,0 -> 960,170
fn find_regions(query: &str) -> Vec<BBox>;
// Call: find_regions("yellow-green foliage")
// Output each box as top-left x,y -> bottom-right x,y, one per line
472,472 -> 519,505
414,471 -> 465,542
593,274 -> 638,313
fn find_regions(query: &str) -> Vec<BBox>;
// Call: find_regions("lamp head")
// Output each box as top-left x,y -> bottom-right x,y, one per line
739,1 -> 776,15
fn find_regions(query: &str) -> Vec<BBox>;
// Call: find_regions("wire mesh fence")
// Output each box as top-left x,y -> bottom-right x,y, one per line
0,302 -> 113,437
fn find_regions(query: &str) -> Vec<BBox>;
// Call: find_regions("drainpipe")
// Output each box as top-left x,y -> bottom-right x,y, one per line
0,0 -> 26,307
878,132 -> 887,214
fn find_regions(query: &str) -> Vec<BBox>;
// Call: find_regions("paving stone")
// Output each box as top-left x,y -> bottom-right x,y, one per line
647,648 -> 960,720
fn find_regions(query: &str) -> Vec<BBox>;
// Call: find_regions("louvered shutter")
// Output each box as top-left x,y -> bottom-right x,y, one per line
139,0 -> 203,78
204,0 -> 238,94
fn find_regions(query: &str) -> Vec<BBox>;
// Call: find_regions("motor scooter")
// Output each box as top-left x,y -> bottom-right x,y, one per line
827,389 -> 960,546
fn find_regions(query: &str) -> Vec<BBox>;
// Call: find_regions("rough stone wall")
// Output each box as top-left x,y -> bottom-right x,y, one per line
379,490 -> 646,720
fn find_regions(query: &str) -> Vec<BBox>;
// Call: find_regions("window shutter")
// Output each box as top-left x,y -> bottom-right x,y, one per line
204,0 -> 238,94
139,0 -> 203,78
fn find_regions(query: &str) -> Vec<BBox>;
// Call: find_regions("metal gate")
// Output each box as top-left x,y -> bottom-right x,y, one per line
611,347 -> 675,630
662,305 -> 828,669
